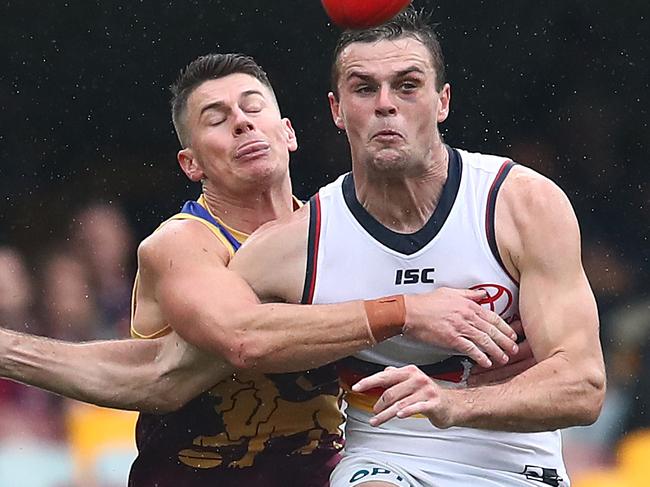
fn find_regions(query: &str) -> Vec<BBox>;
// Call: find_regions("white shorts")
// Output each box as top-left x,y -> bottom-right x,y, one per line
330,454 -> 415,486
330,450 -> 569,487
333,405 -> 569,487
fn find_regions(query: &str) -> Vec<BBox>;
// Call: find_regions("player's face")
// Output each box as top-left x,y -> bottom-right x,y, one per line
178,74 -> 297,193
329,37 -> 450,174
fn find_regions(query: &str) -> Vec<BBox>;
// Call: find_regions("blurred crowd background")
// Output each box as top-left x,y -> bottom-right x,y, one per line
1,1 -> 648,486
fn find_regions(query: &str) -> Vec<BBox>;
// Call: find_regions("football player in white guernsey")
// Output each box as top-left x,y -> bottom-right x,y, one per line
299,9 -> 603,487
230,9 -> 603,487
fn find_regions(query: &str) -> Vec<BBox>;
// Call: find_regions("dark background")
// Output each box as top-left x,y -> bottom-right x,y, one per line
1,0 -> 648,290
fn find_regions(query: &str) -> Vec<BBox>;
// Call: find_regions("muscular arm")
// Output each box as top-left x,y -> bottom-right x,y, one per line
0,328 -> 230,413
450,170 -> 605,430
359,167 -> 606,431
160,206 -> 517,372
0,213 -> 374,411
0,204 -> 517,413
146,210 -> 376,372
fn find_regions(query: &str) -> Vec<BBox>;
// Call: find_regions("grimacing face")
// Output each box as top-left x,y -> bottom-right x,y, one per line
329,37 -> 450,175
177,73 -> 297,193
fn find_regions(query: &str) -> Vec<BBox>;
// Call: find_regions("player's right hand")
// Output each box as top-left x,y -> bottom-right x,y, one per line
403,287 -> 518,369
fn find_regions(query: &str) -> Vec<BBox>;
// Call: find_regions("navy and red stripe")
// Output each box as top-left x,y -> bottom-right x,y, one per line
485,160 -> 518,284
301,193 -> 322,304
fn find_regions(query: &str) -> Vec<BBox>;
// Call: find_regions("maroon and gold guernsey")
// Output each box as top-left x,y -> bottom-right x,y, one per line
128,196 -> 344,487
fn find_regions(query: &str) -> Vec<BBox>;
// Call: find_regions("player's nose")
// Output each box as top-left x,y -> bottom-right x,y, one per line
375,85 -> 397,117
232,108 -> 255,135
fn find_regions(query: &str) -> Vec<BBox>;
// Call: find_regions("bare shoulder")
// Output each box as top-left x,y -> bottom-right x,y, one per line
138,219 -> 231,275
496,166 -> 581,277
500,166 -> 576,223
230,204 -> 311,303
133,218 -> 234,337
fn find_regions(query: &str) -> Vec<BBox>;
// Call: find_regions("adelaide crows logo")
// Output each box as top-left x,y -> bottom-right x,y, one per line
470,283 -> 513,317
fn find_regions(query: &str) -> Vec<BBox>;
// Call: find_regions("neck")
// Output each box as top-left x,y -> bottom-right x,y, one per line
201,177 -> 294,234
353,144 -> 449,233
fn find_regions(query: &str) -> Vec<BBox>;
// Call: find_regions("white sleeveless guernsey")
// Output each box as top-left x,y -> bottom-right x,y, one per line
303,147 -> 569,487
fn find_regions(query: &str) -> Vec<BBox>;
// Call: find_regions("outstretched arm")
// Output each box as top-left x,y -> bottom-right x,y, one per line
0,328 -> 231,413
0,216 -> 449,413
355,168 -> 606,431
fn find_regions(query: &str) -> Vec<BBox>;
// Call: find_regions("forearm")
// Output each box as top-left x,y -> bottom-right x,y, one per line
0,329 -> 232,413
194,290 -> 510,373
209,300 -> 390,372
454,352 -> 605,431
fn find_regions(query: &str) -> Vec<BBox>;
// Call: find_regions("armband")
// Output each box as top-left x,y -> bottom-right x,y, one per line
363,295 -> 405,343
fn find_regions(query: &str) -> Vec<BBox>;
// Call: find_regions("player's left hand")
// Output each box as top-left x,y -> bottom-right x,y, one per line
352,365 -> 455,429
467,319 -> 536,386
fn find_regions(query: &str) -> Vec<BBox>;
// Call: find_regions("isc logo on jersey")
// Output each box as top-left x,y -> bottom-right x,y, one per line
394,268 -> 435,285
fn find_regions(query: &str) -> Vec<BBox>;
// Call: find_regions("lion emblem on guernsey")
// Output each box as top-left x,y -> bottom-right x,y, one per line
177,367 -> 343,469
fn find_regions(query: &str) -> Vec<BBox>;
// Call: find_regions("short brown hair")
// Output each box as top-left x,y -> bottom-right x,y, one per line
330,8 -> 446,98
170,53 -> 275,146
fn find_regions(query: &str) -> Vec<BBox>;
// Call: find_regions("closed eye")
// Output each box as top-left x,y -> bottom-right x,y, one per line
208,117 -> 226,126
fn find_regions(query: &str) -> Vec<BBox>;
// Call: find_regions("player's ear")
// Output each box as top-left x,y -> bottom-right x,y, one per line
328,92 -> 345,130
178,148 -> 204,182
436,83 -> 451,123
282,118 -> 298,152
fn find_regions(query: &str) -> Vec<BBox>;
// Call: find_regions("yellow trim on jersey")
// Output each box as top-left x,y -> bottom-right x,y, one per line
131,327 -> 171,339
130,198 -> 245,339
129,194 -> 301,340
197,194 -> 249,246
195,194 -> 302,243
171,213 -> 240,257
130,270 -> 174,339
345,390 -> 380,413
342,382 -> 427,418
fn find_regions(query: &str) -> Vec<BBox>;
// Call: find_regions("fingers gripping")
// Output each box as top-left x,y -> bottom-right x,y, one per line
472,307 -> 519,359
454,336 -> 491,368
452,290 -> 518,365
354,365 -> 441,427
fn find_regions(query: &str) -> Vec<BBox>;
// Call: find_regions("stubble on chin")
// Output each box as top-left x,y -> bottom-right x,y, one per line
365,147 -> 411,174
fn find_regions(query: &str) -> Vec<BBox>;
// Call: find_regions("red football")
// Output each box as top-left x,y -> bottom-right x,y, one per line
321,0 -> 413,29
